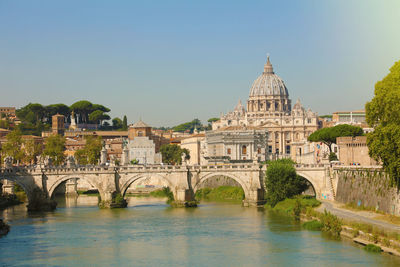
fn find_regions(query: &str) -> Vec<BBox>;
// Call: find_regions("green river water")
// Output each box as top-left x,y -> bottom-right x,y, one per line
1,196 -> 400,267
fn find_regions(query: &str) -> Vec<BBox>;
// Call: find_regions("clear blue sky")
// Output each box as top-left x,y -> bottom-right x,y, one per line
1,0 -> 399,127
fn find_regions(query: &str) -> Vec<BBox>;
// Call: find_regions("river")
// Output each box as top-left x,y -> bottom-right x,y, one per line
1,196 -> 400,267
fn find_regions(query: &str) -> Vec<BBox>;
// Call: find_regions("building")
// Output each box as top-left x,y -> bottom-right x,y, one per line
126,120 -> 162,164
0,107 -> 16,119
337,136 -> 378,166
332,110 -> 366,125
212,56 -> 319,160
204,126 -> 268,164
52,114 -> 65,135
180,134 -> 206,165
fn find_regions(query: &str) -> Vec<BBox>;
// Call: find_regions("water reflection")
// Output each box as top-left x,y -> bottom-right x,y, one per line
1,199 -> 400,267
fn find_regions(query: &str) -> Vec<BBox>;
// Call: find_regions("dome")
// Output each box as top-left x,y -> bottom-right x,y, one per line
249,56 -> 289,97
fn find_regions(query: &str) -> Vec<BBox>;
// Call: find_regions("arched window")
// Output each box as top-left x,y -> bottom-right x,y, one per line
138,131 -> 143,137
227,148 -> 231,155
242,145 -> 247,154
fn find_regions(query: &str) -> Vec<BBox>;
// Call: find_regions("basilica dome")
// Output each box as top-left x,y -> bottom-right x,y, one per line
249,57 -> 289,97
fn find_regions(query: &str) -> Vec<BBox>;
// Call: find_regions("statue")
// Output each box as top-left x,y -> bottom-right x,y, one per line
4,156 -> 13,168
181,153 -> 187,166
44,156 -> 52,167
66,156 -> 76,168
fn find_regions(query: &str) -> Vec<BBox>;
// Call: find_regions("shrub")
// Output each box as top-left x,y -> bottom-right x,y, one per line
329,152 -> 338,161
364,244 -> 382,253
195,186 -> 244,202
265,159 -> 309,207
293,199 -> 302,221
303,220 -> 323,231
319,210 -> 342,239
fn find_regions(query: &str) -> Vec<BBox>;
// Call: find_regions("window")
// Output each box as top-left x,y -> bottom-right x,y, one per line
286,145 -> 291,155
227,148 -> 231,155
268,146 -> 272,153
242,145 -> 247,154
257,148 -> 261,154
307,118 -> 312,123
138,131 -> 143,137
275,148 -> 279,154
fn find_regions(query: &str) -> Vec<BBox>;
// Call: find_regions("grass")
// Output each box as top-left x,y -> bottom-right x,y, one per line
342,202 -> 383,213
303,220 -> 323,231
149,189 -> 170,198
364,244 -> 382,253
77,190 -> 99,196
195,186 -> 244,202
374,214 -> 400,226
266,195 -> 321,215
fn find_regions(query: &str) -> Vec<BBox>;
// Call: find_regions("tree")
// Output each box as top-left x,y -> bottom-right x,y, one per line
16,103 -> 46,124
43,134 -> 66,166
365,59 -> 400,187
122,115 -> 128,131
89,110 -> 110,127
207,118 -> 219,124
0,120 -> 10,129
160,144 -> 190,165
172,119 -> 203,133
1,129 -> 25,164
74,136 -> 102,165
112,117 -> 123,130
70,100 -> 93,124
265,159 -> 309,207
307,124 -> 363,153
45,104 -> 70,124
24,139 -> 43,164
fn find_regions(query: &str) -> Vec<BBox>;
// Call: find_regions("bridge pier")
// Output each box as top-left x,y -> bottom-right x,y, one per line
1,180 -> 15,195
65,179 -> 78,196
242,188 -> 266,207
172,188 -> 197,207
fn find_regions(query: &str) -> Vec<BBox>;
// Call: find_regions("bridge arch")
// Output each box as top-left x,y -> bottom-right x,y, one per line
295,171 -> 320,197
193,172 -> 250,198
48,175 -> 104,200
0,175 -> 34,203
120,173 -> 174,197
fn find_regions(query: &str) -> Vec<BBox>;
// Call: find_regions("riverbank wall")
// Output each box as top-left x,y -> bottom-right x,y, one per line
334,167 -> 400,216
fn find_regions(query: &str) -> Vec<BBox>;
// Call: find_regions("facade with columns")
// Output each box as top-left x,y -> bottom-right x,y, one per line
212,56 -> 319,160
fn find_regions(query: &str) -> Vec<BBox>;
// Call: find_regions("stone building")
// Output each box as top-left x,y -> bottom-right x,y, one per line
126,120 -> 162,164
204,126 -> 268,164
337,136 -> 378,166
180,134 -> 206,165
212,56 -> 319,160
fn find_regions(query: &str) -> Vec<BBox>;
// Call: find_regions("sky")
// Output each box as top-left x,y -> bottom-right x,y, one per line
1,0 -> 400,127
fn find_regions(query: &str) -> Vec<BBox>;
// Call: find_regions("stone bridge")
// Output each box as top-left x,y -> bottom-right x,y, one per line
0,163 -> 335,210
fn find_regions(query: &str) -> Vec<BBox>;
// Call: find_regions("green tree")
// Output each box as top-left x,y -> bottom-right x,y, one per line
89,110 -> 110,127
24,139 -> 43,164
70,100 -> 93,124
43,134 -> 66,166
160,144 -> 190,165
122,115 -> 128,131
112,117 -> 123,130
74,136 -> 102,165
265,159 -> 309,207
207,118 -> 219,124
44,104 -> 70,124
308,124 -> 363,153
16,103 -> 46,124
366,59 -> 400,187
1,129 -> 25,164
172,119 -> 203,133
0,120 -> 10,129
